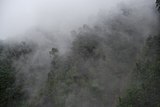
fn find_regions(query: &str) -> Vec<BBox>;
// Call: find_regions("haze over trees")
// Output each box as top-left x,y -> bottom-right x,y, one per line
0,0 -> 160,107
118,1 -> 160,107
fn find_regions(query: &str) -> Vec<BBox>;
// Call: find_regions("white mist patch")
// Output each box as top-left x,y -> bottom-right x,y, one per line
0,0 -> 37,39
0,0 -> 139,40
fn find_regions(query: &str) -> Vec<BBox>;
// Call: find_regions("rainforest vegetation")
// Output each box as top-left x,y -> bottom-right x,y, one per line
0,0 -> 160,107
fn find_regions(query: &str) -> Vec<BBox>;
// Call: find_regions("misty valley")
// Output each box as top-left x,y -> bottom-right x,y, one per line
0,0 -> 160,107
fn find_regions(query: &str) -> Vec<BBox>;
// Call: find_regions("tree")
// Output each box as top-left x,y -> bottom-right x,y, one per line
0,42 -> 32,107
156,0 -> 160,11
118,35 -> 160,107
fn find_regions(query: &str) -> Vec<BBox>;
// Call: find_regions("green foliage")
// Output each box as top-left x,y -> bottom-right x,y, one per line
36,22 -> 144,107
0,42 -> 32,107
117,35 -> 160,107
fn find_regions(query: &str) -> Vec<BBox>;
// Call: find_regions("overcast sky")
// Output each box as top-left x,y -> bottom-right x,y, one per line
0,0 -> 155,40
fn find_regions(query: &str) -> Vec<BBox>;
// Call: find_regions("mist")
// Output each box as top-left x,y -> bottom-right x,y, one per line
0,0 -> 159,107
0,0 -> 158,51
0,0 -> 155,39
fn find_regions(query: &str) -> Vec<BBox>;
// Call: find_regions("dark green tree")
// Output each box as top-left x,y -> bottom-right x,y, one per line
156,0 -> 160,11
0,42 -> 32,107
118,35 -> 160,107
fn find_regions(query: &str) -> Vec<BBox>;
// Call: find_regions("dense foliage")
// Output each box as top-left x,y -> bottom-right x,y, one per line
117,1 -> 160,107
118,35 -> 160,107
32,22 -> 144,107
0,42 -> 32,107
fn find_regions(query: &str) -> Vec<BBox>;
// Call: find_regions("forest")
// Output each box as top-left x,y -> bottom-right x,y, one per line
0,0 -> 160,107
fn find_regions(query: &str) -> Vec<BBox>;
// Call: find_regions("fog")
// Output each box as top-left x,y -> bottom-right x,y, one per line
0,0 -> 159,107
0,0 -> 155,40
0,0 -> 157,52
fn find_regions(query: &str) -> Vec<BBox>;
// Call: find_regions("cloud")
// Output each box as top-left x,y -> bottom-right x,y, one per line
0,0 -> 154,40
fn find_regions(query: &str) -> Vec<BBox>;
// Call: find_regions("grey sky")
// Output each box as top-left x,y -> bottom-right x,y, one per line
0,0 -> 156,40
